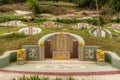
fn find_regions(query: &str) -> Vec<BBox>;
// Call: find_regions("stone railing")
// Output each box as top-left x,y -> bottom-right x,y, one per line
0,50 -> 17,68
104,51 -> 120,69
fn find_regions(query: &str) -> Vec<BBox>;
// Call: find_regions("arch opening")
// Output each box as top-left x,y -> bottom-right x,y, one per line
38,32 -> 85,60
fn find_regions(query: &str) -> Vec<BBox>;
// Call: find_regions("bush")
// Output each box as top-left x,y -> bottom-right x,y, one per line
100,4 -> 115,15
26,0 -> 40,14
33,18 -> 46,23
12,75 -> 75,80
0,0 -> 26,5
84,18 -> 98,25
1,33 -> 28,41
111,16 -> 120,23
0,16 -> 12,23
99,16 -> 106,26
39,5 -> 67,15
56,19 -> 80,24
0,15 -> 29,23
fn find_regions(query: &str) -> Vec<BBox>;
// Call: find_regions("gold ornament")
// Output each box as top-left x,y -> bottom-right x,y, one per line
79,42 -> 84,46
40,42 -> 44,46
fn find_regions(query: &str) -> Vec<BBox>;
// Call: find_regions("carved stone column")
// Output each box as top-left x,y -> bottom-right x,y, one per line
78,42 -> 84,61
40,42 -> 44,61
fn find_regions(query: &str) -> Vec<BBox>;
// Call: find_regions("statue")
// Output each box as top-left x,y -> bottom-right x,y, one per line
17,49 -> 26,65
96,49 -> 105,62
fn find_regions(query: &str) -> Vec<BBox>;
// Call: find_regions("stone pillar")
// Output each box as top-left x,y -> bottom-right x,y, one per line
40,42 -> 45,61
78,42 -> 84,61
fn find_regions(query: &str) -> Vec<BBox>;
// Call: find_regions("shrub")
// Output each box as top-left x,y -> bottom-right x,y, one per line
56,19 -> 80,24
0,16 -> 12,23
84,18 -> 98,25
100,4 -> 115,15
39,5 -> 67,15
99,16 -> 106,27
12,75 -> 75,80
26,0 -> 40,14
1,33 -> 28,41
111,16 -> 120,23
33,18 -> 46,23
0,0 -> 26,5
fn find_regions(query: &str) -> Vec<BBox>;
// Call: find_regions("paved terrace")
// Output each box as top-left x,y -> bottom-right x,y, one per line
0,60 -> 120,80
0,60 -> 119,76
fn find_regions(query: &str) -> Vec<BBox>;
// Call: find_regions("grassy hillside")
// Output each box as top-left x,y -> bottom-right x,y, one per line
0,0 -> 120,57
0,27 -> 120,57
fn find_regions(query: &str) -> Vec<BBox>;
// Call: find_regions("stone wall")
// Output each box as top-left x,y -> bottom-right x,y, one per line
105,51 -> 120,69
0,50 -> 17,68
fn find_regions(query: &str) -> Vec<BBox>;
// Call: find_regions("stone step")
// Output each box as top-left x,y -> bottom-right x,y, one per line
27,60 -> 96,64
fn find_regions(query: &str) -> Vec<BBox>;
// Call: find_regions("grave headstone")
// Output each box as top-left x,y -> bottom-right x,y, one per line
89,28 -> 112,38
40,14 -> 56,20
14,10 -> 32,16
0,20 -> 27,27
41,21 -> 62,28
111,24 -> 120,30
18,27 -> 41,35
73,23 -> 90,29
61,14 -> 75,19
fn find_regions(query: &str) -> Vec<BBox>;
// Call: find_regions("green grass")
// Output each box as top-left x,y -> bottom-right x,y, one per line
39,1 -> 76,7
106,27 -> 120,35
13,75 -> 75,80
0,27 -> 22,34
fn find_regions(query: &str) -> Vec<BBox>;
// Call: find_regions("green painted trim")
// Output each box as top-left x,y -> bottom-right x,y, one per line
0,50 -> 17,68
38,32 -> 85,45
104,51 -> 120,69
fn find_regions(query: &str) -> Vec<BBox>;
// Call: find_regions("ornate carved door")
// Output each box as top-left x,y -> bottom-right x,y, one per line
72,40 -> 78,58
45,40 -> 52,58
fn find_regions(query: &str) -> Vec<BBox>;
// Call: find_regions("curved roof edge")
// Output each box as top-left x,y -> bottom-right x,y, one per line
38,32 -> 85,45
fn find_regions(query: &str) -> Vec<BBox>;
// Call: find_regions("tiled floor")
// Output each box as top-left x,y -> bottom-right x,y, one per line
2,61 -> 119,72
0,61 -> 120,80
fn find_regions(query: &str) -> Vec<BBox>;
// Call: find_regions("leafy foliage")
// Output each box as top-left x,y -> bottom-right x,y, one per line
0,0 -> 26,5
26,0 -> 40,14
109,0 -> 120,11
56,19 -> 80,24
12,75 -> 75,80
0,33 -> 28,41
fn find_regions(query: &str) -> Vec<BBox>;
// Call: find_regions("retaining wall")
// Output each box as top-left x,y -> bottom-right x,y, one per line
0,50 -> 17,68
105,51 -> 120,69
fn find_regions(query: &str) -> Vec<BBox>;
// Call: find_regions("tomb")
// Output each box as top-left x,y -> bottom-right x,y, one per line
0,32 -> 120,71
18,27 -> 42,35
73,23 -> 90,29
41,21 -> 62,28
89,28 -> 112,38
0,20 -> 27,27
14,10 -> 32,16
111,24 -> 120,30
61,14 -> 76,19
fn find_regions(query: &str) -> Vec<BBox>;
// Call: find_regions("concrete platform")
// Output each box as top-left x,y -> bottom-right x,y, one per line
0,60 -> 120,76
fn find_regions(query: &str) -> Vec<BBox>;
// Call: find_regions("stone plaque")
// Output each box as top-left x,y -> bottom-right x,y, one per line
53,51 -> 70,60
22,45 -> 40,61
83,46 -> 100,61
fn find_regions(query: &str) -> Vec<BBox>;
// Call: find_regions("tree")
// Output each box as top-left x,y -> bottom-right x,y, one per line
26,0 -> 40,14
99,16 -> 105,27
109,0 -> 120,12
53,0 -> 59,3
